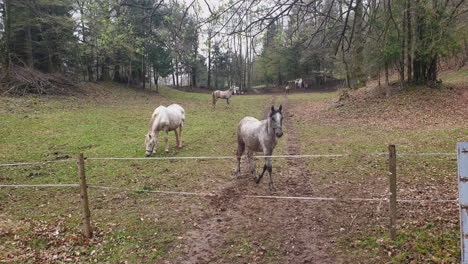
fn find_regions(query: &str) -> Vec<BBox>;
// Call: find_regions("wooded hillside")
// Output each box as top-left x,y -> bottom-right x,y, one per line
0,0 -> 466,94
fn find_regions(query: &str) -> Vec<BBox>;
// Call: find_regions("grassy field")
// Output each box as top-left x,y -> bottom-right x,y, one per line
0,83 -> 288,262
0,71 -> 467,263
286,72 -> 467,263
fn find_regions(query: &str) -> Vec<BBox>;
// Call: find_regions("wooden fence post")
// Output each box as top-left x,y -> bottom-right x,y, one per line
388,144 -> 397,241
77,153 -> 92,238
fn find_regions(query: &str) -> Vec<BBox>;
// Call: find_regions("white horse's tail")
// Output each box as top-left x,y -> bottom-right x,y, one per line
212,91 -> 216,106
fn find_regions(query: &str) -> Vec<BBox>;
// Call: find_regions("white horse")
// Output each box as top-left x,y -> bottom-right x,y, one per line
285,85 -> 291,94
231,86 -> 240,95
145,104 -> 185,156
212,87 -> 234,109
236,105 -> 284,191
294,78 -> 303,89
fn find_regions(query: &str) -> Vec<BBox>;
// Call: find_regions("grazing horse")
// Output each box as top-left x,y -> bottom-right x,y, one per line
212,87 -> 234,109
145,104 -> 185,156
236,105 -> 284,191
285,85 -> 291,94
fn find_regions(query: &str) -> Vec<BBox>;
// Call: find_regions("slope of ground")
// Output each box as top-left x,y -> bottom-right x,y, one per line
1,70 -> 467,263
285,70 -> 467,262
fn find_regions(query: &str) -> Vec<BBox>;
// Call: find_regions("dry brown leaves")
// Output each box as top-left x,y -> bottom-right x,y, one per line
0,217 -> 106,263
301,84 -> 468,131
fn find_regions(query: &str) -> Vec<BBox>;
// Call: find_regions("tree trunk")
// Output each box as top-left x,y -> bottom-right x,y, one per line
238,33 -> 243,91
127,60 -> 131,86
4,0 -> 12,75
100,57 -> 111,81
175,56 -> 179,88
172,71 -> 175,86
351,0 -> 366,88
385,61 -> 389,86
342,42 -> 351,89
191,68 -> 196,88
427,55 -> 438,86
25,23 -> 34,67
142,54 -> 146,89
207,33 -> 212,89
148,67 -> 151,90
113,65 -> 121,82
406,0 -> 412,82
153,65 -> 159,93
399,0 -> 406,88
95,49 -> 99,81
378,67 -> 381,88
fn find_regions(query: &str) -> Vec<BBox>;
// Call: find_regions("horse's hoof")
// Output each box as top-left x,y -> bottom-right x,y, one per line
269,184 -> 276,192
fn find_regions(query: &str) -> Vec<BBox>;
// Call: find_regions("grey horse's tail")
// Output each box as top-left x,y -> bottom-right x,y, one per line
212,91 -> 216,107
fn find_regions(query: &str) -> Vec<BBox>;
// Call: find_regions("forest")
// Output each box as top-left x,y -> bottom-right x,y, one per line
1,1 -> 468,263
0,0 -> 466,94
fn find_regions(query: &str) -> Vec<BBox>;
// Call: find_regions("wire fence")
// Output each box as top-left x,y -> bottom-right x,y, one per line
0,149 -> 461,240
0,152 -> 459,204
0,183 -> 458,204
0,152 -> 457,167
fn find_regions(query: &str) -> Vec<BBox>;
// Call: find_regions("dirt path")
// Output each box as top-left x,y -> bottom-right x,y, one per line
178,95 -> 338,264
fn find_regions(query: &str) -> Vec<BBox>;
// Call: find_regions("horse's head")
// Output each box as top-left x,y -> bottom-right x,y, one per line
269,105 -> 283,138
145,133 -> 157,156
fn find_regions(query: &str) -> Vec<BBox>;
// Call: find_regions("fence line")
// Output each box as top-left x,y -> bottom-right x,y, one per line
0,183 -> 457,204
0,159 -> 73,167
0,152 -> 457,167
0,184 -> 79,187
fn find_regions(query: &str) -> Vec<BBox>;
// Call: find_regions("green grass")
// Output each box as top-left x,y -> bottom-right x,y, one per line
287,81 -> 465,263
1,77 -> 466,262
441,68 -> 468,83
285,91 -> 336,102
0,82 -> 279,262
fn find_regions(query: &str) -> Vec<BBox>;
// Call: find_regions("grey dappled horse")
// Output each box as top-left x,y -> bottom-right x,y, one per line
145,104 -> 185,156
236,105 -> 284,191
212,87 -> 234,109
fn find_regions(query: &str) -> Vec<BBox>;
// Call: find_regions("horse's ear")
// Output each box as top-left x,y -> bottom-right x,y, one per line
279,105 -> 282,112
148,134 -> 151,139
271,105 -> 275,112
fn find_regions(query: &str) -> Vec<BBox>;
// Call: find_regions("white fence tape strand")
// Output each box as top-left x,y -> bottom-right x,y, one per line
88,185 -> 216,196
85,152 -> 456,161
0,184 -> 79,187
0,184 -> 457,203
0,159 -> 73,167
0,153 -> 456,167
398,153 -> 456,157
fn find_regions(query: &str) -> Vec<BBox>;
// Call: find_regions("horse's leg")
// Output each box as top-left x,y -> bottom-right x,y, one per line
212,94 -> 216,110
267,157 -> 275,191
178,125 -> 183,148
164,128 -> 169,153
256,150 -> 275,191
236,142 -> 245,177
226,98 -> 230,108
247,151 -> 256,179
153,132 -> 158,152
174,129 -> 180,149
